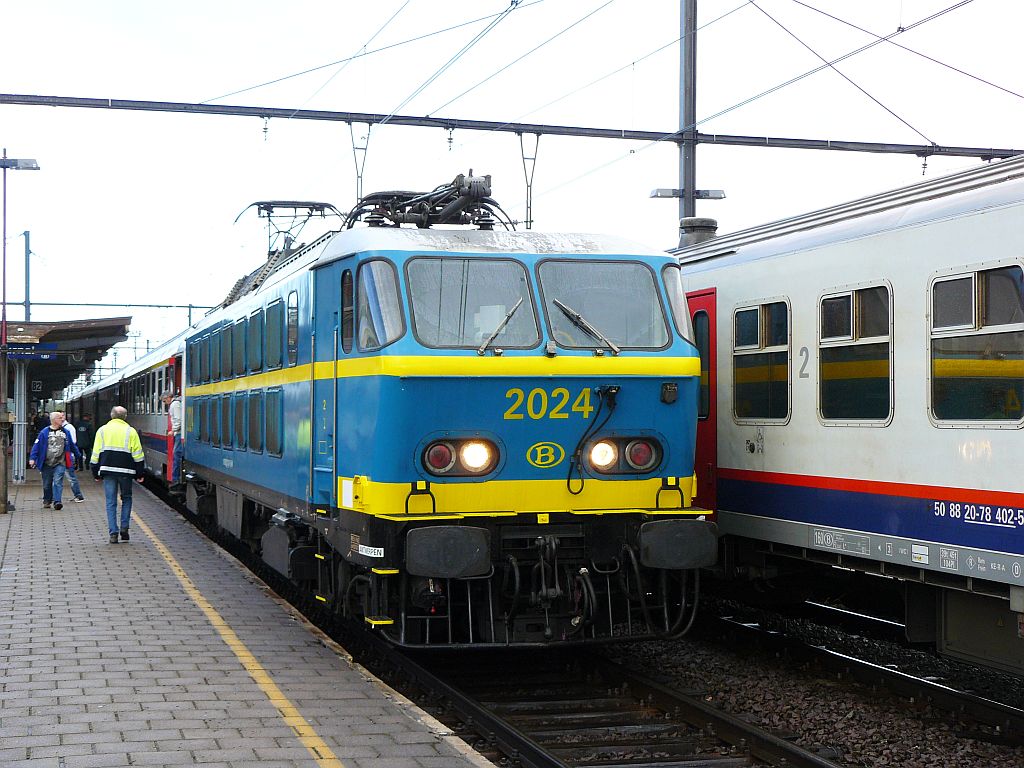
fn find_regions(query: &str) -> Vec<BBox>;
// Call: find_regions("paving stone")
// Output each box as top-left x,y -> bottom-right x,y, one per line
0,478 -> 494,768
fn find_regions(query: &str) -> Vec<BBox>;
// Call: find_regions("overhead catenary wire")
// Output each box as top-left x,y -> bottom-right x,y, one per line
523,0 -> 973,207
200,0 -> 545,105
286,0 -> 413,119
429,0 -> 618,117
789,0 -> 1024,103
749,0 -> 935,146
379,0 -> 527,128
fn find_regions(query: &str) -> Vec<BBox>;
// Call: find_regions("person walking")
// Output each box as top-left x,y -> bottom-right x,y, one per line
91,406 -> 145,544
28,413 -> 81,510
75,413 -> 94,471
160,389 -> 183,491
56,412 -> 86,502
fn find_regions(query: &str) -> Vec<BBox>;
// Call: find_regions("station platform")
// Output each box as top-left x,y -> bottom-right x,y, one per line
0,475 -> 495,768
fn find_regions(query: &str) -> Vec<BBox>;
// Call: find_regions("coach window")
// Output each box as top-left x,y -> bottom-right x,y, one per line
357,260 -> 404,351
266,300 -> 284,369
265,388 -> 283,456
248,309 -> 263,372
820,286 -> 891,421
286,291 -> 299,366
210,329 -> 222,381
733,300 -> 789,420
248,390 -> 263,453
694,311 -> 710,419
931,265 -> 1024,422
341,270 -> 354,353
233,318 -> 247,376
221,324 -> 233,379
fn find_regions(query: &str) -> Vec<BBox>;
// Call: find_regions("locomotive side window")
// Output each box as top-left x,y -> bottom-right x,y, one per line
210,329 -> 222,381
733,300 -> 789,421
820,286 -> 891,421
211,397 -> 221,447
199,336 -> 210,383
286,291 -> 299,366
694,311 -> 710,419
233,318 -> 247,377
931,265 -> 1024,422
539,260 -> 669,350
248,309 -> 263,372
357,260 -> 404,351
407,257 -> 538,349
248,391 -> 263,453
341,270 -> 354,353
266,300 -> 284,369
265,388 -> 283,456
221,394 -> 232,449
220,324 -> 233,379
662,265 -> 695,342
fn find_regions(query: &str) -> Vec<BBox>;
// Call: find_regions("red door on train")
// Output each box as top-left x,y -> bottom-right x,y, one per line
687,289 -> 717,512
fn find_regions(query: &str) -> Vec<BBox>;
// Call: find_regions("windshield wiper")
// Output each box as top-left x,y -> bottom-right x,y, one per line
552,299 -> 620,355
477,296 -> 525,355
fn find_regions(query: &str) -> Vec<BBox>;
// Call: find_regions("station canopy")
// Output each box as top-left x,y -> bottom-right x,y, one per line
5,316 -> 131,398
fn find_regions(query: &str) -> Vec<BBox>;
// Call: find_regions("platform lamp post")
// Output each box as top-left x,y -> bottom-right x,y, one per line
1,150 -> 40,513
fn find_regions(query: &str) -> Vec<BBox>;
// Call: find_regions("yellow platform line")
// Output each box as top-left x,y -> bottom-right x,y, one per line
134,513 -> 345,768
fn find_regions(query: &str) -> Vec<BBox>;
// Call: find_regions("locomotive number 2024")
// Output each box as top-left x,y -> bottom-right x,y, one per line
504,387 -> 594,420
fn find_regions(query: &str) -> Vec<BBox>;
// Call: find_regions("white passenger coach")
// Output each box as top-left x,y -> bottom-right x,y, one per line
675,155 -> 1024,673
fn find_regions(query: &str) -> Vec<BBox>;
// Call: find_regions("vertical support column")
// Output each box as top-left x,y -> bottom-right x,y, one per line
348,123 -> 371,202
679,0 -> 698,220
12,360 -> 26,484
518,133 -> 540,230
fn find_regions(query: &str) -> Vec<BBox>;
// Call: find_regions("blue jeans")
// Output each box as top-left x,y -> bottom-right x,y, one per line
171,436 -> 182,483
103,475 -> 135,534
40,463 -> 66,504
64,463 -> 83,498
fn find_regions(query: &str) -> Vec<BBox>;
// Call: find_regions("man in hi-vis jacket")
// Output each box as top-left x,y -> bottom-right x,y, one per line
91,406 -> 145,544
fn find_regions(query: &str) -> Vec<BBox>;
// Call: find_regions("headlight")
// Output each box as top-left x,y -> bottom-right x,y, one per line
589,440 -> 618,470
460,440 -> 492,472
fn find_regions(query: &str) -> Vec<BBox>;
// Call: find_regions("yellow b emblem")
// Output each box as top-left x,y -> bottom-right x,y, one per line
527,441 -> 565,468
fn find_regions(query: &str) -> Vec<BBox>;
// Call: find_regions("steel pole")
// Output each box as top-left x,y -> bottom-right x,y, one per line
1,150 -> 9,512
679,0 -> 697,220
23,230 -> 29,322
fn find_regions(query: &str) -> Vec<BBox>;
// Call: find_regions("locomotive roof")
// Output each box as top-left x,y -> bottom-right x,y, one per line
673,153 -> 1024,269
314,227 -> 670,267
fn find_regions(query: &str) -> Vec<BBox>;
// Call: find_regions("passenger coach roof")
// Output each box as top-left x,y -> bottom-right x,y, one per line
673,153 -> 1024,268
314,228 -> 669,268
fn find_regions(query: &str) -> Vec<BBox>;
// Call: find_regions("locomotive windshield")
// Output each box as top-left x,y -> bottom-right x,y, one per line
538,260 -> 670,350
406,257 -> 540,348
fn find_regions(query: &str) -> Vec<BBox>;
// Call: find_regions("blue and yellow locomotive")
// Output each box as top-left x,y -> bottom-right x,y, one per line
181,176 -> 716,647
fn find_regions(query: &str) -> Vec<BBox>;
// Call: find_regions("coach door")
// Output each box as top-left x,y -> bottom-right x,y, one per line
688,289 -> 717,511
311,266 -> 340,507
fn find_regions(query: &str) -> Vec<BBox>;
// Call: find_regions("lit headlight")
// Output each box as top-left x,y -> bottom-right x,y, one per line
460,441 -> 493,472
589,440 -> 618,470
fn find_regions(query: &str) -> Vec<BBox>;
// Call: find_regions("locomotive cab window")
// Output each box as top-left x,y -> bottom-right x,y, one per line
819,285 -> 892,422
662,264 -> 695,342
357,260 -> 404,351
406,257 -> 538,349
538,260 -> 670,350
733,300 -> 789,421
341,269 -> 354,353
931,265 -> 1024,423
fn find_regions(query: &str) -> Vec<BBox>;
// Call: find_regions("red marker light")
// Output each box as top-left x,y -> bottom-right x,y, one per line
425,442 -> 456,473
625,439 -> 657,471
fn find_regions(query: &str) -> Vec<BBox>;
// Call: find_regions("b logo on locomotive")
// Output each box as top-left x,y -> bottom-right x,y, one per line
526,441 -> 566,468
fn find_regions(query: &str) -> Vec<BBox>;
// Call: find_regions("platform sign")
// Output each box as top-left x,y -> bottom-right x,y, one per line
31,380 -> 42,392
8,342 -> 57,361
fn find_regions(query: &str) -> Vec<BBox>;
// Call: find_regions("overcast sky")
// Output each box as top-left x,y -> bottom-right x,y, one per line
1,0 -> 1021,380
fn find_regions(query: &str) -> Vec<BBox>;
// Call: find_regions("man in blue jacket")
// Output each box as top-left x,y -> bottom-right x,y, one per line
29,412 -> 82,510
